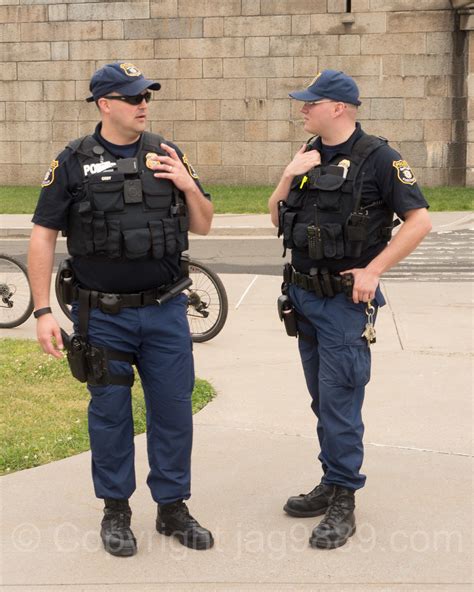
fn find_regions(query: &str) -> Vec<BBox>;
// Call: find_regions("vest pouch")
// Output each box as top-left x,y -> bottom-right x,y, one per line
92,212 -> 108,252
142,175 -> 173,211
162,218 -> 177,255
320,223 -> 344,259
149,221 -> 165,259
292,222 -> 309,249
282,211 -> 297,249
312,174 -> 345,212
175,218 -> 189,253
89,173 -> 125,212
344,212 -> 369,258
122,228 -> 151,259
105,219 -> 122,258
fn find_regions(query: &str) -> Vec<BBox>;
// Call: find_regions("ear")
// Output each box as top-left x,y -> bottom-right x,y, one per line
97,97 -> 110,114
332,102 -> 347,118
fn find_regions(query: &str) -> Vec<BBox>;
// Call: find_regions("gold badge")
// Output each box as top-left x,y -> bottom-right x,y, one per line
338,158 -> 351,179
120,63 -> 141,77
41,160 -> 59,187
145,152 -> 159,169
392,160 -> 416,186
182,154 -> 199,179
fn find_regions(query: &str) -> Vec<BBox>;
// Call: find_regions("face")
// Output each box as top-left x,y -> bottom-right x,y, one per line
98,90 -> 150,142
300,99 -> 344,135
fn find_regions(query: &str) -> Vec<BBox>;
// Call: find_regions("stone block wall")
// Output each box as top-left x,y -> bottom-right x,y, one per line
0,0 -> 470,186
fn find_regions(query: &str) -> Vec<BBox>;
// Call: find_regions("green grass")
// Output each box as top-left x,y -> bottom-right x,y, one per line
0,338 -> 215,475
1,185 -> 472,214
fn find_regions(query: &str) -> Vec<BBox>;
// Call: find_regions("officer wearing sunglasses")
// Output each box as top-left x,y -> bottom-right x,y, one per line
28,63 -> 214,557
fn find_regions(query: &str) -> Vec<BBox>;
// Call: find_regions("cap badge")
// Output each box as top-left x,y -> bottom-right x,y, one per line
307,73 -> 322,88
392,160 -> 416,185
120,63 -> 141,77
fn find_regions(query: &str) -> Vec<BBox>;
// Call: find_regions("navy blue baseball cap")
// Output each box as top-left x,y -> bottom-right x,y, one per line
289,69 -> 361,106
86,62 -> 161,102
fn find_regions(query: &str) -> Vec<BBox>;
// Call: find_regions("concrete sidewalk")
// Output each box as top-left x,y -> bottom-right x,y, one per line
0,213 -> 473,591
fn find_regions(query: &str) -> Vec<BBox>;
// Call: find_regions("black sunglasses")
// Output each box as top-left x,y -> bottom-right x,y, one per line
103,91 -> 152,105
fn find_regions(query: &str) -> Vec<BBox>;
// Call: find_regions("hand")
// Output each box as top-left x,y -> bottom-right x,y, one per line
36,314 -> 64,359
150,143 -> 196,193
341,268 -> 380,304
285,144 -> 321,178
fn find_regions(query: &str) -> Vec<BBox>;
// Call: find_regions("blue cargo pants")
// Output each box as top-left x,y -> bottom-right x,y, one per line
72,293 -> 194,505
289,284 -> 385,490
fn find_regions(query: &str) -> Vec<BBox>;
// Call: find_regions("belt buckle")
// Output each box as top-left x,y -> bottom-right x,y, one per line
98,293 -> 122,314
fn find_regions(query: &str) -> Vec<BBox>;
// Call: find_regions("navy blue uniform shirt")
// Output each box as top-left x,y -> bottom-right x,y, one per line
33,124 -> 210,293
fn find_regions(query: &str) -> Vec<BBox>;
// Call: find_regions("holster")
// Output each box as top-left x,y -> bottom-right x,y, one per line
60,328 -> 134,387
277,294 -> 298,337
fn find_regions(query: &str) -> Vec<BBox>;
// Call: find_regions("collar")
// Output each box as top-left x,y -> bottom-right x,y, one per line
313,122 -> 363,157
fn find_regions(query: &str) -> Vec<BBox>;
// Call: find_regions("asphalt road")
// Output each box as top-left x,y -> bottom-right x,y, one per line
1,228 -> 473,281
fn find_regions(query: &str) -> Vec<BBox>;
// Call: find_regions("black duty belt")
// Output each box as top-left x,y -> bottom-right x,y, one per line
284,264 -> 353,299
72,276 -> 192,316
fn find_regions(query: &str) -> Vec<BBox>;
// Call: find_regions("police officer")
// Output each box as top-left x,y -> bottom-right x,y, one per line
28,63 -> 214,556
268,70 -> 431,549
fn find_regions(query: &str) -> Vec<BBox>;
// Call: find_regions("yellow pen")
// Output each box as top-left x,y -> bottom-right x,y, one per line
299,175 -> 308,189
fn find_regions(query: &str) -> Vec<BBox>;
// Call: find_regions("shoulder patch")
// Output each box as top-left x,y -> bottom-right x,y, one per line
41,160 -> 59,188
392,160 -> 416,186
182,154 -> 199,179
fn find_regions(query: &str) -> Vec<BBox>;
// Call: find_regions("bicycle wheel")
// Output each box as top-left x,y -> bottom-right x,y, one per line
187,260 -> 228,343
0,254 -> 34,329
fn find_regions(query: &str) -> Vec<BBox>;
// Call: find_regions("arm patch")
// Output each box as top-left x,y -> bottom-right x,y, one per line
41,160 -> 59,187
392,160 -> 416,186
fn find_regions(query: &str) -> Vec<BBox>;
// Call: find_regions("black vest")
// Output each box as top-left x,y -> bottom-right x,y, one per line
65,132 -> 189,262
278,132 -> 395,268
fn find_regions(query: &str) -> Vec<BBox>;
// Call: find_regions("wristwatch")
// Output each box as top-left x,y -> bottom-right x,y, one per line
33,307 -> 52,319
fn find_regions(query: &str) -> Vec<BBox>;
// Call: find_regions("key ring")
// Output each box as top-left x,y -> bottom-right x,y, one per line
365,300 -> 375,325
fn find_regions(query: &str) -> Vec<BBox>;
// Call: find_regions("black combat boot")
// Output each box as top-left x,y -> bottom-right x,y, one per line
156,500 -> 214,550
309,486 -> 356,549
284,482 -> 334,517
100,498 -> 137,557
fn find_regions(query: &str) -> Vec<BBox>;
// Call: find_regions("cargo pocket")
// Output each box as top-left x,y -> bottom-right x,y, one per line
149,221 -> 165,259
321,223 -> 344,259
343,331 -> 371,387
123,228 -> 151,259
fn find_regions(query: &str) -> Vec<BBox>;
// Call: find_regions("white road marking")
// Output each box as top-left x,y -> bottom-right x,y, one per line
235,275 -> 259,309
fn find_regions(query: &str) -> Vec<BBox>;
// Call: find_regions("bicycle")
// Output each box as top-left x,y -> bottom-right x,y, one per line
55,258 -> 228,343
0,254 -> 34,329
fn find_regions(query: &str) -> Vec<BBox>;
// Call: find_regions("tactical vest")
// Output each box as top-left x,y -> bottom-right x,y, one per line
65,132 -> 189,262
278,132 -> 395,266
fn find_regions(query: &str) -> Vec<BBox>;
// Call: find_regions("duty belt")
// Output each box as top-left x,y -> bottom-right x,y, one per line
284,264 -> 353,299
74,285 -> 177,315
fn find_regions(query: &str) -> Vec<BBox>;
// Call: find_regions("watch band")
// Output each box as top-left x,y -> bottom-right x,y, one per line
33,307 -> 52,319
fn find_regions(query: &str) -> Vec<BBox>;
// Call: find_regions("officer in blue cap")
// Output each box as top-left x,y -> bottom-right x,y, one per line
28,63 -> 214,556
269,70 -> 431,549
